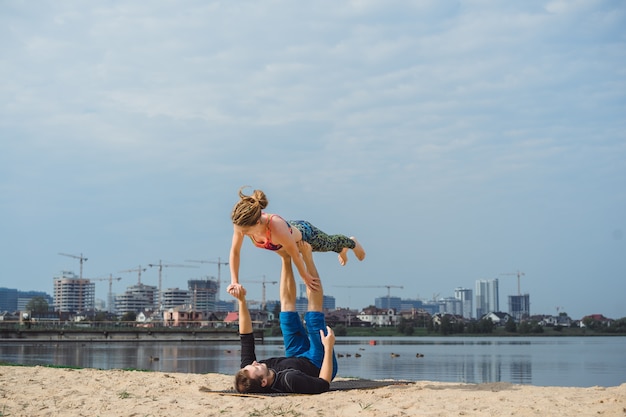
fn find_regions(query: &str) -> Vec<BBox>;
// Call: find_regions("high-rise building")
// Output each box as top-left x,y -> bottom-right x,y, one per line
53,271 -> 95,313
375,296 -> 402,311
475,278 -> 499,318
115,283 -> 157,315
17,291 -> 53,312
508,294 -> 530,322
294,295 -> 336,314
161,288 -> 190,310
0,288 -> 18,312
454,287 -> 473,319
188,279 -> 219,312
439,297 -> 463,316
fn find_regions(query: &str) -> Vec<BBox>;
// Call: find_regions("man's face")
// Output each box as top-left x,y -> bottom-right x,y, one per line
244,361 -> 269,383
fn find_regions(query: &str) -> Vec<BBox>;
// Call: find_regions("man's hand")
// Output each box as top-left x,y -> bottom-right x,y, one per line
227,283 -> 246,300
297,240 -> 313,259
320,326 -> 335,350
302,273 -> 321,291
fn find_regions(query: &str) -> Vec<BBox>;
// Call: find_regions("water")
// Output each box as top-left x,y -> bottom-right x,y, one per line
1,336 -> 624,387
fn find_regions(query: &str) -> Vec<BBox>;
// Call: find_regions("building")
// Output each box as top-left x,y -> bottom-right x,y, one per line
0,288 -> 18,312
53,271 -> 95,314
454,287 -> 473,319
18,290 -> 53,312
482,311 -> 514,326
163,307 -> 213,327
508,294 -> 530,322
475,278 -> 499,318
115,283 -> 157,315
188,279 -> 219,312
439,297 -> 463,316
375,295 -> 402,311
357,307 -> 398,326
399,298 -> 423,312
294,295 -> 336,314
161,288 -> 190,310
215,299 -> 236,312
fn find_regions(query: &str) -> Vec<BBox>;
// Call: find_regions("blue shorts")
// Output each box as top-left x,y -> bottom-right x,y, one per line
280,311 -> 338,379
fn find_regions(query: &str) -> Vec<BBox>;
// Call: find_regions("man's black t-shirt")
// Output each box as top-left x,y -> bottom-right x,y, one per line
240,333 -> 330,394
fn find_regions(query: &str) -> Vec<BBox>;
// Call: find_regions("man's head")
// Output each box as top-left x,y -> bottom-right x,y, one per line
234,361 -> 271,393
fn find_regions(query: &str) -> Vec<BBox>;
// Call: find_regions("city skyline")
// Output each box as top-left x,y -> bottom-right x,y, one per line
3,269 -> 611,321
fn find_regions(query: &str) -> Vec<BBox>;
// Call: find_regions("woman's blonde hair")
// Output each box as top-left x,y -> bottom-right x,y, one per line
231,186 -> 268,227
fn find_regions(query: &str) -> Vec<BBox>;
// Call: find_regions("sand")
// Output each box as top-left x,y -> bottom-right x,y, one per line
1,366 -> 624,416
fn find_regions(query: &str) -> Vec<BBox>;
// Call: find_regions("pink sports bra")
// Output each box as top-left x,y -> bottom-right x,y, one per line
249,214 -> 292,251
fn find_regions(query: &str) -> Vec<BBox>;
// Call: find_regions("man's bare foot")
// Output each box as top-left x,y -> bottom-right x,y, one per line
351,237 -> 366,261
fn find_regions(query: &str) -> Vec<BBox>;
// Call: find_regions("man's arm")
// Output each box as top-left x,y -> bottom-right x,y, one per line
229,284 -> 256,367
233,284 -> 252,334
318,326 -> 335,383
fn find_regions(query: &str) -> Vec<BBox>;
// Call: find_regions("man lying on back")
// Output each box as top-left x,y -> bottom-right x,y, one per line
227,242 -> 337,394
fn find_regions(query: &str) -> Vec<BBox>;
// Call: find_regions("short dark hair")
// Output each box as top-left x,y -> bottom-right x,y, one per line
234,368 -> 265,393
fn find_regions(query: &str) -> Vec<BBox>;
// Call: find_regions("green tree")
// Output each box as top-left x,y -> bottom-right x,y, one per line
120,312 -> 136,322
439,315 -> 453,335
25,296 -> 49,313
334,324 -> 347,337
270,325 -> 282,336
478,317 -> 495,334
505,319 -> 517,333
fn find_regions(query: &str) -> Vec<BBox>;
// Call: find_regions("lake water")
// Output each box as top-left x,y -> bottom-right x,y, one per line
1,336 -> 624,387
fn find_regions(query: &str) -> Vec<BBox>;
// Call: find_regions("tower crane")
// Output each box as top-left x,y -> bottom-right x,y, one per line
246,275 -> 278,310
119,265 -> 147,284
500,271 -> 525,295
334,284 -> 404,309
148,260 -> 198,310
58,252 -> 88,279
185,257 -> 229,301
90,274 -> 122,313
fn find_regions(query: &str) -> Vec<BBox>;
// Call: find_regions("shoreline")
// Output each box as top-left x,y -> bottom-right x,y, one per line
1,365 -> 624,416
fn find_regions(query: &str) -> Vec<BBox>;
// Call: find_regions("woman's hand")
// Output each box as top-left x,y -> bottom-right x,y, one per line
227,283 -> 246,300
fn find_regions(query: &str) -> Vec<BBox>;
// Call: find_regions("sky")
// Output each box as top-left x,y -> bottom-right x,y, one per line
1,1 -> 624,321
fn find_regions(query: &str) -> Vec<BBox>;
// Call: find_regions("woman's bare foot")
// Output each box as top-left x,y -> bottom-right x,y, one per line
351,237 -> 366,261
338,249 -> 349,266
338,238 -> 365,266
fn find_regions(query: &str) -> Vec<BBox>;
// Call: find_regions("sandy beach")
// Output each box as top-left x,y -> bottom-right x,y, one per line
1,366 -> 624,417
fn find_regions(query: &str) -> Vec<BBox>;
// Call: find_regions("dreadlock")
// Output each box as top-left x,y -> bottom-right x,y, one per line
231,186 -> 268,227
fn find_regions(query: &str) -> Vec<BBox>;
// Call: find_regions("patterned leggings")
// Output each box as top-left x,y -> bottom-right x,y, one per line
288,220 -> 356,253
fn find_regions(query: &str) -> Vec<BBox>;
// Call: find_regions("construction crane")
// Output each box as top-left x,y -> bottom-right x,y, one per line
148,260 -> 198,310
334,285 -> 404,309
90,274 -> 122,313
500,271 -> 525,295
119,265 -> 147,284
247,275 -> 278,310
185,257 -> 229,301
58,252 -> 88,279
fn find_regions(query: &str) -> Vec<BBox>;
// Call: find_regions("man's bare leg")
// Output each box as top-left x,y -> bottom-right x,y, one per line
298,241 -> 323,312
279,253 -> 297,312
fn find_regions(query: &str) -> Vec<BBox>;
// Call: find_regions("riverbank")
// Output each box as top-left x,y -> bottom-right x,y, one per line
0,328 -> 263,342
1,365 -> 624,417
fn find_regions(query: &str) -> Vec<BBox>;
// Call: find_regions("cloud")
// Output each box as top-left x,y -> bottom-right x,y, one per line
0,0 -> 624,318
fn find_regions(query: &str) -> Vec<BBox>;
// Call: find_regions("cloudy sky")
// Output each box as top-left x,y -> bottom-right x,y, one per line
1,1 -> 624,320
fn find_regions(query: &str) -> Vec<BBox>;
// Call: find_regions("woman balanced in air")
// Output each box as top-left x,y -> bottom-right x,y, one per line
229,186 -> 365,293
